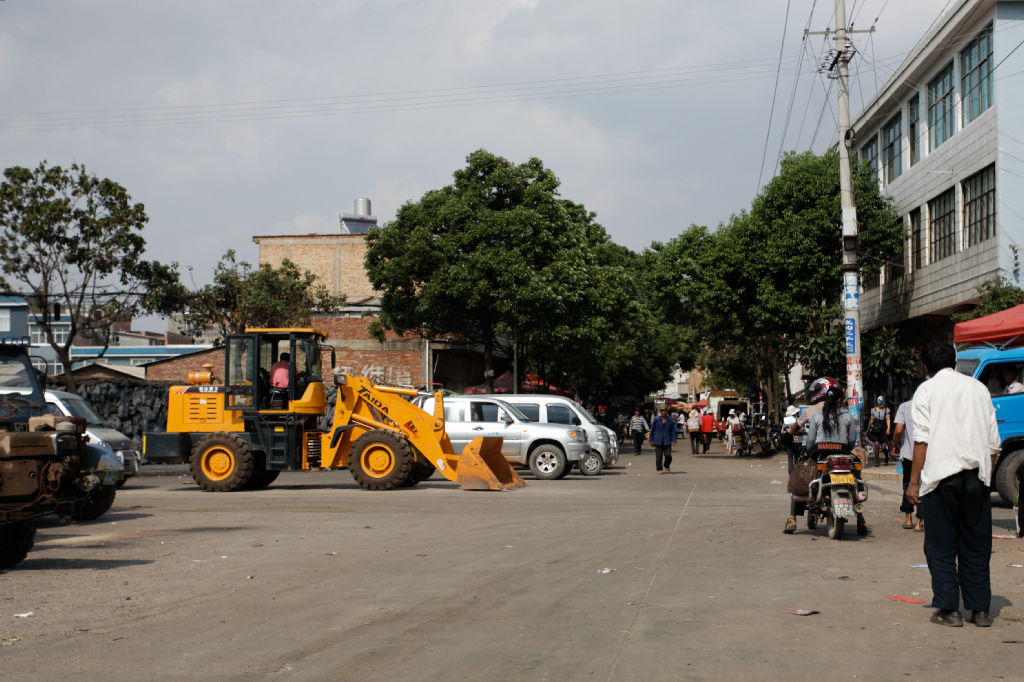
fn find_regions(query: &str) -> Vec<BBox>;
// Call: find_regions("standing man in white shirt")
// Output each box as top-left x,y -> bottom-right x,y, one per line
907,341 -> 1001,628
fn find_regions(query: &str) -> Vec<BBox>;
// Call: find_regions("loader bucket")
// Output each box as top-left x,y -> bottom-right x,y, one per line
456,436 -> 525,491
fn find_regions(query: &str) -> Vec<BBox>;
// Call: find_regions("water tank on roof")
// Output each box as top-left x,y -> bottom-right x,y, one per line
354,197 -> 372,217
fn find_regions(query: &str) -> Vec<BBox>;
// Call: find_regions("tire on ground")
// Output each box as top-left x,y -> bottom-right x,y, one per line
578,451 -> 604,476
71,484 -> 117,521
995,449 -> 1024,506
0,520 -> 36,570
190,432 -> 255,492
399,459 -> 436,488
528,444 -> 567,480
350,430 -> 415,490
246,468 -> 281,490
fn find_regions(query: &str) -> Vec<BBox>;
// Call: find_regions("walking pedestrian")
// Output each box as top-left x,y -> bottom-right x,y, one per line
700,409 -> 716,454
649,407 -> 677,474
686,409 -> 702,454
893,397 -> 923,531
907,341 -> 1001,628
628,410 -> 649,455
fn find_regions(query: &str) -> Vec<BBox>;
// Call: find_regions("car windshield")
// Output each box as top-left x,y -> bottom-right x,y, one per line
570,401 -> 601,425
60,395 -> 107,427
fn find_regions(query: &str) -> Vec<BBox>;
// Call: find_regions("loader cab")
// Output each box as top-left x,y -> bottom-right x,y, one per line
223,328 -> 328,416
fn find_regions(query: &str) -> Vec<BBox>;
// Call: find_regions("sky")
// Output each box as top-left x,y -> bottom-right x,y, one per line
0,0 -> 957,328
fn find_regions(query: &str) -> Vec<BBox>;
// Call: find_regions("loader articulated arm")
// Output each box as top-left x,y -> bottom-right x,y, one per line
330,374 -> 523,491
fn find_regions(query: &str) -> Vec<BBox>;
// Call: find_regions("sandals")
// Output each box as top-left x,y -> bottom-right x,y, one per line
903,522 -> 914,529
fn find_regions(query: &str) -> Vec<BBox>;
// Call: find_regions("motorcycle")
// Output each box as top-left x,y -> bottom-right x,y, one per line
806,452 -> 869,539
767,421 -> 783,453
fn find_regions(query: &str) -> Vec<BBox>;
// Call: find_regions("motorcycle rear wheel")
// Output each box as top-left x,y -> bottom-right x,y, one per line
827,513 -> 845,540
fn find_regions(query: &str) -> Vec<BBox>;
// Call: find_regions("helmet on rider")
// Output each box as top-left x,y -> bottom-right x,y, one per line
876,395 -> 886,405
809,377 -> 843,405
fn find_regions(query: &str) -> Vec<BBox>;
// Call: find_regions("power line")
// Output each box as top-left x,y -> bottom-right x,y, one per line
756,0 -> 793,194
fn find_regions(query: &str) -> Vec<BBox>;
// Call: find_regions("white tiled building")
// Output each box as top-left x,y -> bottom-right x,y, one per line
850,0 -> 1024,338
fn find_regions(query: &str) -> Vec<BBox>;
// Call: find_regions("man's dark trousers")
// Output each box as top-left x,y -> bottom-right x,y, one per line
922,468 -> 992,612
654,444 -> 672,472
632,432 -> 644,455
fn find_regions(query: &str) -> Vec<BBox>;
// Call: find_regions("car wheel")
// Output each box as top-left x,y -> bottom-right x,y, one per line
995,449 -> 1024,506
528,445 -> 567,480
71,484 -> 117,521
578,451 -> 604,476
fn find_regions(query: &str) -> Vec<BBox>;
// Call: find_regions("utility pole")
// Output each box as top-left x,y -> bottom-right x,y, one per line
834,0 -> 863,439
810,0 -> 871,439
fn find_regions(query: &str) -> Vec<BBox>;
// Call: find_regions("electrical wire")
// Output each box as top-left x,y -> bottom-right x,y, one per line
756,0 -> 793,194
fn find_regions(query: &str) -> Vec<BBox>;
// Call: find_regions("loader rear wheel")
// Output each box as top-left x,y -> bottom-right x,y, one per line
191,432 -> 254,492
350,430 -> 414,490
529,445 -> 567,480
0,520 -> 36,570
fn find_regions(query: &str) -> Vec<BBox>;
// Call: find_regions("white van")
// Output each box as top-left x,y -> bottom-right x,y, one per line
475,394 -> 618,474
45,390 -> 142,486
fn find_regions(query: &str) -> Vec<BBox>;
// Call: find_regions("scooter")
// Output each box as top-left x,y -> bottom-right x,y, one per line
806,453 -> 869,539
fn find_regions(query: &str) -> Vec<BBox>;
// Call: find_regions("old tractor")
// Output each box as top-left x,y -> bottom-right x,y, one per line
0,341 -> 124,569
144,328 -> 522,492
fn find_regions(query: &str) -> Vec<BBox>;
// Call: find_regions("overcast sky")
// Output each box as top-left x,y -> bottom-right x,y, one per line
1,0 -> 954,322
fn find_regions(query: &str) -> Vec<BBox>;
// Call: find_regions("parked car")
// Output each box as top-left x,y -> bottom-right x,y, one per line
417,395 -> 588,480
474,394 -> 618,475
44,390 -> 142,487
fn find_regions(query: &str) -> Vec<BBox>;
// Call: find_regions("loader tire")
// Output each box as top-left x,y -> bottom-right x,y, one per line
0,520 -> 36,570
246,468 -> 281,490
191,432 -> 254,492
528,445 -> 567,480
399,460 -> 436,487
350,430 -> 414,490
70,484 -> 117,521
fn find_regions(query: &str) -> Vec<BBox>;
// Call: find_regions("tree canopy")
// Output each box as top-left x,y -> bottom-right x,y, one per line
365,149 -> 675,398
0,162 -> 184,391
182,250 -> 343,339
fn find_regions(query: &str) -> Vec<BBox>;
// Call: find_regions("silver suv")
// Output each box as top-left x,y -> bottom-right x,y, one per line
419,395 -> 588,479
474,394 -> 618,475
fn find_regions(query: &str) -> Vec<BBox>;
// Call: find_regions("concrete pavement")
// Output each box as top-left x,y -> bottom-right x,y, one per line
2,438 -> 1022,680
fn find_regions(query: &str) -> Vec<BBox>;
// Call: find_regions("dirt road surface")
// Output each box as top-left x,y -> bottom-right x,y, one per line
2,441 -> 1022,680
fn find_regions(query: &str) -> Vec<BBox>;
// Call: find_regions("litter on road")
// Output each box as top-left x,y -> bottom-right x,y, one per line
886,595 -> 927,604
597,568 -> 616,574
14,611 -> 33,618
784,610 -> 819,616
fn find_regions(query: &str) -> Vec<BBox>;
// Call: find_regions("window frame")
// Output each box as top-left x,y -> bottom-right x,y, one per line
908,95 -> 920,166
963,164 -> 996,247
961,25 -> 993,125
928,188 -> 957,263
881,113 -> 902,184
928,63 -> 955,151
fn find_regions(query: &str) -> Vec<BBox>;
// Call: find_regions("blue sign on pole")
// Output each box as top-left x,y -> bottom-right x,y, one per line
844,319 -> 856,355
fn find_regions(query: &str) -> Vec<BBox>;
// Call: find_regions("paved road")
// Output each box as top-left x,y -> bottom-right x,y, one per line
2,440 -> 1023,680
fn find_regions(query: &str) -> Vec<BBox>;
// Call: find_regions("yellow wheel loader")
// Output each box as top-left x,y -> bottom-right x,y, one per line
143,328 -> 523,492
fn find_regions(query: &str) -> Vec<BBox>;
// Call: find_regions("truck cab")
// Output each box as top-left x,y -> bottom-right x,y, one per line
956,345 -> 1024,503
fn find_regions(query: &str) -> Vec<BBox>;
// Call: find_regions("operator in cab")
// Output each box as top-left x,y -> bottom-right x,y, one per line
270,352 -> 290,389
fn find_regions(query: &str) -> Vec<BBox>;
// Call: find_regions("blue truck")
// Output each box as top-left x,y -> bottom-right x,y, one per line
955,345 -> 1024,504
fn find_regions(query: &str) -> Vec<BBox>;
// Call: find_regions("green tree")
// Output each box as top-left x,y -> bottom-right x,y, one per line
863,326 -> 919,402
950,275 -> 1024,323
365,149 -> 601,391
0,162 -> 185,391
183,250 -> 343,339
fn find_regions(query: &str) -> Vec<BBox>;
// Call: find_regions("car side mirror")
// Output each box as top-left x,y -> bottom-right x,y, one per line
573,416 -> 581,425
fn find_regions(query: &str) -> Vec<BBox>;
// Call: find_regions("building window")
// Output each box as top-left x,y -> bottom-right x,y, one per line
964,164 -> 996,247
928,63 -> 955,151
860,136 -> 879,177
961,25 -> 993,125
929,188 -> 957,263
882,113 -> 901,184
863,269 -> 880,290
0,308 -> 10,333
908,95 -> 920,166
910,208 -> 923,270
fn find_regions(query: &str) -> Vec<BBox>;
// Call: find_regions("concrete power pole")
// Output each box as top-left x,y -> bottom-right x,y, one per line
834,0 -> 864,439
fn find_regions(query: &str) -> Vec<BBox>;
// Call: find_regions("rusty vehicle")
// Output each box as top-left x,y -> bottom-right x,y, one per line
0,342 -> 123,569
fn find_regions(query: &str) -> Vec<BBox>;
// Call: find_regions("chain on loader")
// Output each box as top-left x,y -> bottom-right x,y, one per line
144,328 -> 523,492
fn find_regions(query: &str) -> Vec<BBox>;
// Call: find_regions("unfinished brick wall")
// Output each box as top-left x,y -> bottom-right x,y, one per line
253,234 -> 375,301
145,348 -> 225,383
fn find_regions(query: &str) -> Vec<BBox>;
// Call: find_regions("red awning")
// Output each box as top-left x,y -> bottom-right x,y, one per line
953,304 -> 1024,347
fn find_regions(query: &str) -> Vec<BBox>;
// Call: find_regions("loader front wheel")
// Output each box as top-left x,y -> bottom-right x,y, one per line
191,432 -> 254,492
350,430 -> 414,490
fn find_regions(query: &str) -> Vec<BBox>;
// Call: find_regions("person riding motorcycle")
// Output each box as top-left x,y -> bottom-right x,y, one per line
783,377 -> 868,535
